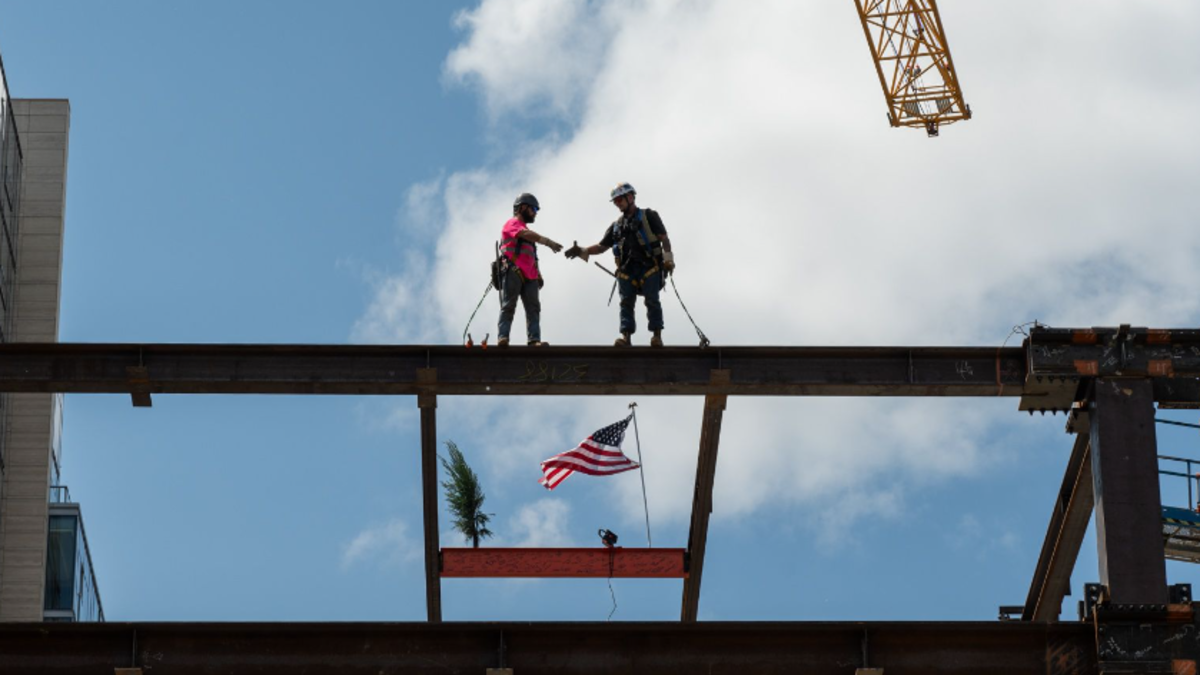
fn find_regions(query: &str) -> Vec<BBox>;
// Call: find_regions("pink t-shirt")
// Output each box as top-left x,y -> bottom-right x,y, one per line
501,217 -> 539,280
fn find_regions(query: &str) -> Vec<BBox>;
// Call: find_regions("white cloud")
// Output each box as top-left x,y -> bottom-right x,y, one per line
341,518 -> 421,569
501,498 -> 576,547
445,0 -> 618,119
359,0 -> 1200,538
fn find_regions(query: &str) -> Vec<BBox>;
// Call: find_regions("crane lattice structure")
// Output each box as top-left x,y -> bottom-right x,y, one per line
854,0 -> 971,136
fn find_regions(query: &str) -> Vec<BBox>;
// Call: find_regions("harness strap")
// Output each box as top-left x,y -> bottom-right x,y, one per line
613,209 -> 664,272
616,265 -> 660,288
501,235 -> 533,261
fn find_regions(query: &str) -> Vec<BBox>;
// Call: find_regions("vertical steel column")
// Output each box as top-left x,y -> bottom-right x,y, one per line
417,368 -> 442,622
1089,379 -> 1168,605
681,370 -> 730,622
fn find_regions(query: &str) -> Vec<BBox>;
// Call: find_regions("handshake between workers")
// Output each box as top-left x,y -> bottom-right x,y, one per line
494,182 -> 676,349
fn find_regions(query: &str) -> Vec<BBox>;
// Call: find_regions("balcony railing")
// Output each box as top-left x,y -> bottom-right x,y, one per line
48,485 -> 72,504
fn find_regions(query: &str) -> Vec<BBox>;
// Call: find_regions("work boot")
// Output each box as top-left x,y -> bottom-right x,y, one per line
614,333 -> 631,347
497,336 -> 510,347
528,340 -> 548,347
650,331 -> 663,348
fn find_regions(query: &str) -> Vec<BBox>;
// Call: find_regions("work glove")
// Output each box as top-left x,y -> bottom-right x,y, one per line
565,241 -> 589,261
662,251 -> 676,276
543,238 -> 563,254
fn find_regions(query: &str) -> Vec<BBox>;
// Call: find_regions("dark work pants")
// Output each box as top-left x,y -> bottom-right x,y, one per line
618,269 -> 663,335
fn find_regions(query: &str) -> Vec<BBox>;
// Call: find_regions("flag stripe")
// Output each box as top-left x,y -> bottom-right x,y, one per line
542,453 -> 638,469
558,445 -> 631,463
578,442 -> 631,458
539,465 -> 573,489
542,458 -> 638,476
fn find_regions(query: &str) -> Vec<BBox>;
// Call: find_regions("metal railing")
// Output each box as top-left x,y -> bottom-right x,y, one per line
1157,418 -> 1200,512
48,485 -> 72,504
1159,455 -> 1200,512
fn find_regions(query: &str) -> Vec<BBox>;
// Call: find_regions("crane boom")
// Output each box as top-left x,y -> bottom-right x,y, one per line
853,0 -> 971,137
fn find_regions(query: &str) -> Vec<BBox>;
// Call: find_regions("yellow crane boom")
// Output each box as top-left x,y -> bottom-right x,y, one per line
853,0 -> 971,137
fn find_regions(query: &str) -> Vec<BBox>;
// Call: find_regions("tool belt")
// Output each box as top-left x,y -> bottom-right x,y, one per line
616,265 -> 660,289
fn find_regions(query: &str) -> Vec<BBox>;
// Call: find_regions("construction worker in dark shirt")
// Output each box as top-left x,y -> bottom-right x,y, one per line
565,182 -> 675,347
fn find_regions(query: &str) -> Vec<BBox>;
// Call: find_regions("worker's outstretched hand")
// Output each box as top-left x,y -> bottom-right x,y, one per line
544,238 -> 563,254
565,242 -> 584,260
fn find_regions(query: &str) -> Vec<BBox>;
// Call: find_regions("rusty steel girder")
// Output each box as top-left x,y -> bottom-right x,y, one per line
0,343 -> 1028,397
0,621 -> 1098,675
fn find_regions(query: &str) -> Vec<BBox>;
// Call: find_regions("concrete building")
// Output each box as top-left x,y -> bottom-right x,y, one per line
0,47 -> 101,622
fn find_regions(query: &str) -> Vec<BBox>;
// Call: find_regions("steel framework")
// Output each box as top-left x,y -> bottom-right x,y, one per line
853,0 -> 971,136
2,326 -> 1199,672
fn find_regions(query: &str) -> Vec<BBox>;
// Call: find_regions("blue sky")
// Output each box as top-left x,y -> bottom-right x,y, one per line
2,1 -> 1200,622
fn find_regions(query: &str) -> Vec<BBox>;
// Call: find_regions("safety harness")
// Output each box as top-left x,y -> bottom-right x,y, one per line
612,209 -> 665,289
498,230 -> 538,282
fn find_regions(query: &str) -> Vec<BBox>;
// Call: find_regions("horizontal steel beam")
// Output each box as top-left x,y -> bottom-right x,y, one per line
440,547 -> 687,578
0,336 -> 1195,401
0,621 -> 1096,675
0,343 -> 1029,396
1027,326 -> 1200,378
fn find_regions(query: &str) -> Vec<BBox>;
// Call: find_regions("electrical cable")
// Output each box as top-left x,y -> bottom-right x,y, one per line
995,320 -> 1042,396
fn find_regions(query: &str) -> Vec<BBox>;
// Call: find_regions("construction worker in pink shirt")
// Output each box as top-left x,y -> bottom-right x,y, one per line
497,193 -> 563,347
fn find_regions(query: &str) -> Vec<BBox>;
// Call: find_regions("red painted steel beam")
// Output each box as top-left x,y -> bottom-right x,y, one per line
440,547 -> 688,578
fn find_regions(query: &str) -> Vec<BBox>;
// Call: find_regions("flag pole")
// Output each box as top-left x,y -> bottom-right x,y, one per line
629,402 -> 652,547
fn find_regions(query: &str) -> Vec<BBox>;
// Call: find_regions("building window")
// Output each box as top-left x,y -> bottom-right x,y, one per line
44,515 -> 77,612
43,505 -> 105,622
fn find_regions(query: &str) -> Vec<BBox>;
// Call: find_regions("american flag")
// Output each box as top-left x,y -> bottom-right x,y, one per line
539,414 -> 640,490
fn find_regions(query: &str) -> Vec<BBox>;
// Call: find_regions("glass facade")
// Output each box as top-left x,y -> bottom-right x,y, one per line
0,51 -> 21,341
0,52 -> 20,471
44,501 -> 104,622
51,392 -> 64,476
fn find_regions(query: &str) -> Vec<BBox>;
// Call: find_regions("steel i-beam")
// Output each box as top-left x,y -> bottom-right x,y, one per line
440,548 -> 688,578
0,620 -> 1101,675
0,343 -> 1031,397
1022,432 -> 1093,621
682,371 -> 730,622
417,369 -> 442,622
1090,378 -> 1168,604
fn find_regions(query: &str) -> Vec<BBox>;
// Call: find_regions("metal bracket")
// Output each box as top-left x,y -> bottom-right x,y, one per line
126,366 -> 152,408
1079,582 -> 1107,622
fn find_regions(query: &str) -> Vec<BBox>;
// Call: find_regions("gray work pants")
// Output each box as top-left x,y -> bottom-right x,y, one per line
497,266 -> 541,342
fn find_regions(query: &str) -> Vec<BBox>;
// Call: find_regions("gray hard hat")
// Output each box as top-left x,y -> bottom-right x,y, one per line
513,193 -> 540,210
609,182 -> 636,201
